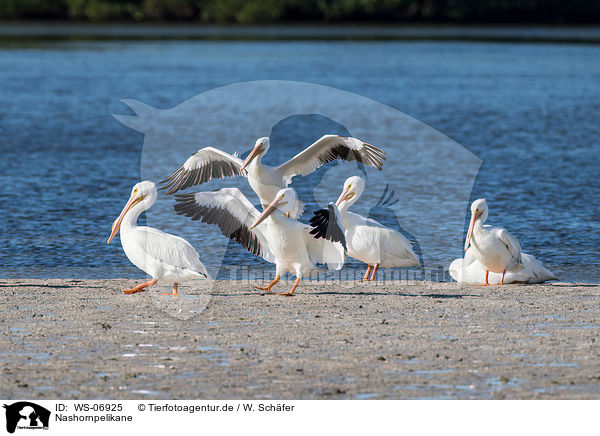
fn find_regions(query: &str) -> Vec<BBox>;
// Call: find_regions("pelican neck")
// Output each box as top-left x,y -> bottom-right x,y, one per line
120,201 -> 148,234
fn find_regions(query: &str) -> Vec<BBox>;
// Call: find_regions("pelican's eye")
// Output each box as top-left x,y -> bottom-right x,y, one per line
133,188 -> 138,195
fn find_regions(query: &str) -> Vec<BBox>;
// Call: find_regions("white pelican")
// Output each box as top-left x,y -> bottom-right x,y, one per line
107,181 -> 208,296
449,247 -> 556,284
463,198 -> 524,286
174,187 -> 346,296
329,176 -> 419,281
161,135 -> 386,218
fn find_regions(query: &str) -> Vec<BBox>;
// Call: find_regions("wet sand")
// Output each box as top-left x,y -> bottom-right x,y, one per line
1,279 -> 599,399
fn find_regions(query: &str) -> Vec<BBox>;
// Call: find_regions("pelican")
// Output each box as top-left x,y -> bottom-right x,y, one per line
107,181 -> 208,296
161,135 -> 386,218
449,247 -> 556,284
173,187 -> 346,296
463,198 -> 524,285
330,176 -> 419,281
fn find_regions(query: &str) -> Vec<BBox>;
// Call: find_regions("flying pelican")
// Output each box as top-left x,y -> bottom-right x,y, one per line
173,187 -> 346,296
107,181 -> 208,296
463,198 -> 524,286
328,176 -> 419,281
449,247 -> 556,284
161,135 -> 386,218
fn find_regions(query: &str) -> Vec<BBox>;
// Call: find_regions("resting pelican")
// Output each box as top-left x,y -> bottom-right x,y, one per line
449,247 -> 556,284
174,187 -> 345,296
161,135 -> 386,218
107,181 -> 208,296
463,198 -> 524,286
330,176 -> 419,281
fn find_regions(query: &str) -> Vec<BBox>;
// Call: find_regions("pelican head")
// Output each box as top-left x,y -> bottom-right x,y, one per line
336,176 -> 365,209
107,181 -> 157,244
249,188 -> 296,230
240,137 -> 270,171
464,198 -> 488,252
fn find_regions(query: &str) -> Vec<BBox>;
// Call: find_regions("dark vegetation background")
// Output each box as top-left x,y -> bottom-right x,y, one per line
1,0 -> 600,24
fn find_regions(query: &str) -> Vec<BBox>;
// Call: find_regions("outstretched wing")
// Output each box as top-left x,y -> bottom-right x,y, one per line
276,135 -> 386,184
304,203 -> 347,269
173,188 -> 276,263
308,203 -> 347,251
303,229 -> 346,270
161,147 -> 244,195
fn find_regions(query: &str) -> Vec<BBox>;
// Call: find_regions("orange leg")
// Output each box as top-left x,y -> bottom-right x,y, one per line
122,278 -> 157,294
476,270 -> 490,286
361,265 -> 373,281
493,270 -> 506,285
161,282 -> 179,297
279,277 -> 301,296
369,264 -> 380,281
254,275 -> 280,294
285,212 -> 290,218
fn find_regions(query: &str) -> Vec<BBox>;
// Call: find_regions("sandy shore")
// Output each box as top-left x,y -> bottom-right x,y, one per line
1,279 -> 600,399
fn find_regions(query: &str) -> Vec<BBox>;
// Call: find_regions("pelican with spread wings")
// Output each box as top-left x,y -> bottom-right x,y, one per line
174,187 -> 346,296
162,135 -> 386,218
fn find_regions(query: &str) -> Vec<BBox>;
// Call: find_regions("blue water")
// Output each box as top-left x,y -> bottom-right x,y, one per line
1,39 -> 598,281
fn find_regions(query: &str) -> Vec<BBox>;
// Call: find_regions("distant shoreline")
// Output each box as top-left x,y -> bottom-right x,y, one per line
2,23 -> 600,43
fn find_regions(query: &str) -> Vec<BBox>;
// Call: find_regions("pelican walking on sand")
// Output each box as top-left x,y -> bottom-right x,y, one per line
161,135 -> 386,218
463,198 -> 525,286
330,176 -> 419,281
107,181 -> 208,296
174,187 -> 346,296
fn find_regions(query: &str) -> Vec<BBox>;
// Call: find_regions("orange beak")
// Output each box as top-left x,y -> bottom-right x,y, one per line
107,194 -> 143,244
464,210 -> 479,252
249,196 -> 287,230
240,143 -> 264,171
336,186 -> 354,207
